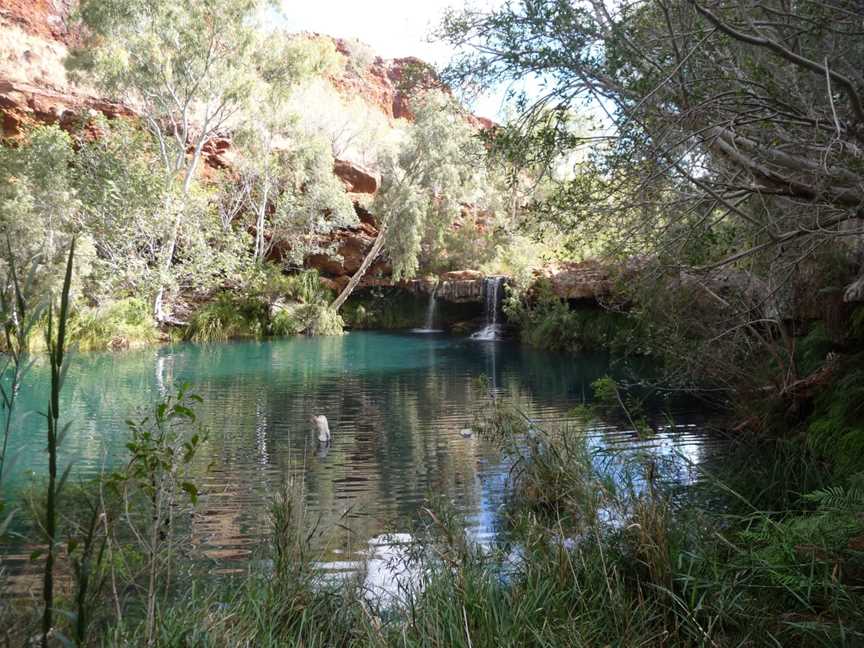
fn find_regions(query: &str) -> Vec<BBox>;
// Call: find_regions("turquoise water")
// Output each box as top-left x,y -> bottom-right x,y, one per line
1,332 -> 717,580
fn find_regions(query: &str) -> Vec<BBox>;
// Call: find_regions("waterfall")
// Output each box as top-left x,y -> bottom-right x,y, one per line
412,284 -> 442,333
471,276 -> 505,340
423,292 -> 437,330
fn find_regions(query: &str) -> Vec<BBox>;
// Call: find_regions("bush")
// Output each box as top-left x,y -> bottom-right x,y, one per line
471,396 -> 864,647
505,279 -> 643,354
69,297 -> 160,351
186,269 -> 341,341
185,292 -> 268,342
805,306 -> 864,479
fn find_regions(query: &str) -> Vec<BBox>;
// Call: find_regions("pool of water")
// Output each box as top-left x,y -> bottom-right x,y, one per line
1,331 -> 720,585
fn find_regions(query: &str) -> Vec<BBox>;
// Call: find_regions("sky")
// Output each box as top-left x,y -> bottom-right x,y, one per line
274,0 -> 508,119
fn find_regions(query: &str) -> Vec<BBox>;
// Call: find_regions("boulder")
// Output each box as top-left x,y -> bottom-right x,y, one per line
538,260 -> 614,300
334,159 -> 380,194
304,222 -> 388,277
440,270 -> 484,282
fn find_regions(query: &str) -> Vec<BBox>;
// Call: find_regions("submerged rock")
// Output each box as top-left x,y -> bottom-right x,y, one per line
312,415 -> 331,444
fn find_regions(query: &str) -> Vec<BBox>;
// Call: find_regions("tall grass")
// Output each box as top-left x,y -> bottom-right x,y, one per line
41,238 -> 75,647
186,268 -> 343,342
3,284 -> 862,645
69,297 -> 160,351
101,412 -> 860,647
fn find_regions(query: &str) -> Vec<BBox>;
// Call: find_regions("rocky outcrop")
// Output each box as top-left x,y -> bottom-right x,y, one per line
302,221 -> 391,277
0,0 -> 77,44
0,4 -> 501,299
0,5 -> 129,138
537,260 -> 615,301
0,79 -> 131,137
408,273 -> 486,303
333,159 -> 380,194
329,38 -> 433,123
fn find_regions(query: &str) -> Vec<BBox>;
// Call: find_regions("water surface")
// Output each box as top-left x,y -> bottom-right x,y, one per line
2,332 -> 719,581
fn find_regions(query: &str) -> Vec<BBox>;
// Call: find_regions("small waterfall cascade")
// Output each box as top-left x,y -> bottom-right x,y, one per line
412,284 -> 442,333
471,276 -> 505,340
424,292 -> 437,329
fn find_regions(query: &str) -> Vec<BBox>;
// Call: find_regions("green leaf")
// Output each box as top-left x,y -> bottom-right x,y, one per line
173,405 -> 195,420
181,481 -> 199,505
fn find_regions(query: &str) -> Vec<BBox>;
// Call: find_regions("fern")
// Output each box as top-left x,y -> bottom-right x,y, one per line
803,486 -> 864,512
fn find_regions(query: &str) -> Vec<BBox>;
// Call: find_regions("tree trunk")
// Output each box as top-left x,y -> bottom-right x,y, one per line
330,225 -> 388,312
153,142 -> 207,323
254,182 -> 270,264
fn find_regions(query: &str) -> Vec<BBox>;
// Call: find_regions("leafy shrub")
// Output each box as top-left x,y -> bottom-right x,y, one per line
69,297 -> 160,351
187,268 -> 340,341
505,279 -> 643,353
805,306 -> 864,479
246,265 -> 332,307
796,321 -> 836,376
185,292 -> 268,342
307,305 -> 345,336
808,355 -> 864,480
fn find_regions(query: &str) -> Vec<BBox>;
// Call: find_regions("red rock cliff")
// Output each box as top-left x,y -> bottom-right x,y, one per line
0,3 -> 496,296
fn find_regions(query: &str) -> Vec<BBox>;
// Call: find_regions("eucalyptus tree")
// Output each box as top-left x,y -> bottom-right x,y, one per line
232,36 -> 356,266
437,0 -> 864,392
0,126 -> 79,282
332,92 -> 497,311
438,0 -> 864,274
67,0 -> 280,321
70,117 -> 169,300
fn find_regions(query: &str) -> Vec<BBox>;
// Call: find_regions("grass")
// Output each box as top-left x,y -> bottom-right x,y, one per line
22,297 -> 161,353
186,268 -> 344,342
185,292 -> 268,343
70,298 -> 161,351
3,392 -> 864,646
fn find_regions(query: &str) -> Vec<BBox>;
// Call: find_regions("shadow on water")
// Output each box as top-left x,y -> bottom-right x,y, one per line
1,332 -> 721,583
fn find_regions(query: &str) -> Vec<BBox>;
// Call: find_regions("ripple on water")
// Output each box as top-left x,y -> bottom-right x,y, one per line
1,332 -> 720,590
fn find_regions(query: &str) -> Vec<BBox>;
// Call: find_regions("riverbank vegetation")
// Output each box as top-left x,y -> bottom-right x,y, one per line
438,0 -> 864,479
2,354 -> 862,646
1,0 -> 526,351
3,0 -> 864,645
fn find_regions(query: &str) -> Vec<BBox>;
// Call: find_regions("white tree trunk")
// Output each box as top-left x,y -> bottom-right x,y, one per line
330,225 -> 388,312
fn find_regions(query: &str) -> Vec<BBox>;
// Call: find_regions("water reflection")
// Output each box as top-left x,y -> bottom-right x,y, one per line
2,332 -> 722,579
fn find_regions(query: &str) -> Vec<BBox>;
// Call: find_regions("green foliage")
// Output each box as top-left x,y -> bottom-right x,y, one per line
187,269 -> 341,341
113,384 -> 206,506
341,290 -> 422,330
305,306 -> 345,336
108,383 -> 207,645
0,125 -> 79,293
374,91 -> 502,282
808,354 -> 864,480
797,322 -> 835,377
67,0 -> 339,319
68,298 -> 160,351
470,396 -> 864,647
505,279 -> 643,354
590,375 -> 620,414
247,266 -> 332,307
39,238 -> 76,647
71,117 -> 169,300
186,292 -> 268,343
